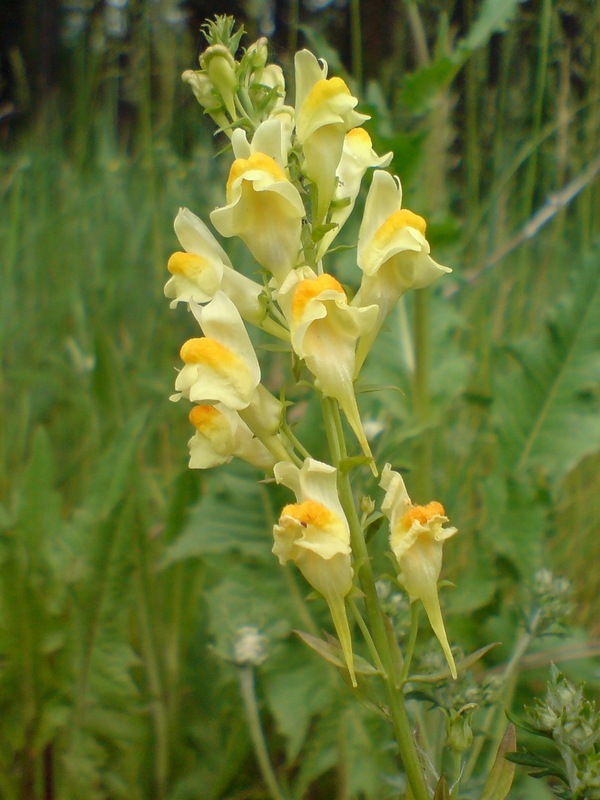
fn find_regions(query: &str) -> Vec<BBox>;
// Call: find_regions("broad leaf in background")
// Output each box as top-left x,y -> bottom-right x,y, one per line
162,460 -> 274,566
62,416 -> 149,798
361,292 -> 471,453
494,253 -> 600,490
400,0 -> 527,112
292,699 -> 396,800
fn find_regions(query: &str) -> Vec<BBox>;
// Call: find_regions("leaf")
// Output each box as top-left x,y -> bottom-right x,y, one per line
505,750 -> 568,782
480,724 -> 517,800
264,644 -> 336,763
409,642 -> 500,683
294,630 -> 380,676
434,774 -> 450,800
292,699 -> 395,799
205,562 -> 297,656
162,461 -> 273,566
460,0 -> 526,52
479,476 -> 546,576
494,256 -> 600,489
400,0 -> 526,111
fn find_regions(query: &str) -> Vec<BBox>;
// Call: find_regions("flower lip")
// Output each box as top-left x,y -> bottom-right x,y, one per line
374,209 -> 427,244
189,404 -> 223,431
282,499 -> 345,537
291,274 -> 345,322
180,337 -> 243,370
226,153 -> 288,198
168,252 -> 212,277
401,501 -> 446,530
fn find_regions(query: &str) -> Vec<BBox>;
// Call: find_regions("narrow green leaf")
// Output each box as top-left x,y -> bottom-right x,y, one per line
294,630 -> 379,675
433,774 -> 450,799
480,724 -> 517,800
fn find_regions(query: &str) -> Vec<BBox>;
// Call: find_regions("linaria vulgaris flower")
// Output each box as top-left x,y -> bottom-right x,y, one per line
279,269 -> 378,473
165,207 -> 264,325
294,49 -> 369,222
210,126 -> 305,285
188,404 -> 276,471
171,291 -> 261,410
273,458 -> 356,685
353,170 -> 451,369
316,128 -> 392,259
380,464 -> 458,679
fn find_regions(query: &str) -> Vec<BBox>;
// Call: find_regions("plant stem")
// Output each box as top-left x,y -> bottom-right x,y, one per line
400,603 -> 420,684
238,665 -> 288,800
349,0 -> 363,87
462,609 -> 542,782
348,597 -> 386,674
412,289 -> 432,502
322,398 -> 430,800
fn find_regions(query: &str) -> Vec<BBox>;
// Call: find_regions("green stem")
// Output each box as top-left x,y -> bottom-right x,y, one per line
261,316 -> 291,342
349,0 -> 363,87
462,610 -> 542,782
348,597 -> 386,674
400,603 -> 420,684
238,666 -> 288,800
412,289 -> 432,502
281,421 -> 313,461
321,397 -> 430,800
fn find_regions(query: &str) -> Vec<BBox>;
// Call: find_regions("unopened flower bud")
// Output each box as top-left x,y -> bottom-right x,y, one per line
446,706 -> 475,753
361,495 -> 375,515
200,44 -> 238,118
246,37 -> 268,70
182,70 -> 221,111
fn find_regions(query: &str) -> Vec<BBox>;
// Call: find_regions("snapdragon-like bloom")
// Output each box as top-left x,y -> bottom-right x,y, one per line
380,465 -> 458,678
165,207 -> 264,325
273,459 -> 356,685
210,135 -> 305,285
294,49 -> 369,222
188,404 -> 275,471
279,269 -> 378,473
353,170 -> 451,370
316,128 -> 392,259
172,291 -> 260,410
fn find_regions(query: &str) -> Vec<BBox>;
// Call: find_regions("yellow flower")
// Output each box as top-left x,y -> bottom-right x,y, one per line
380,464 -> 458,679
294,49 -> 369,222
273,459 -> 356,685
172,292 -> 260,410
278,269 -> 378,472
210,147 -> 305,285
188,404 -> 275,471
172,292 -> 286,455
164,207 -> 264,325
353,171 -> 451,370
316,128 -> 392,259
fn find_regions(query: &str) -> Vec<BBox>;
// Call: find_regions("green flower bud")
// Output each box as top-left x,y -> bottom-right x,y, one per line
200,44 -> 238,118
246,37 -> 269,70
446,704 -> 476,753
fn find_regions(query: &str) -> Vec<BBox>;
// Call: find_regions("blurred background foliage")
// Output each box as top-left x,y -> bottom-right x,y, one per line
1,0 -> 599,798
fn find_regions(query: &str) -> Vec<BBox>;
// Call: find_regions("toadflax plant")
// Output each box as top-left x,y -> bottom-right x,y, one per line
165,16 -> 517,800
